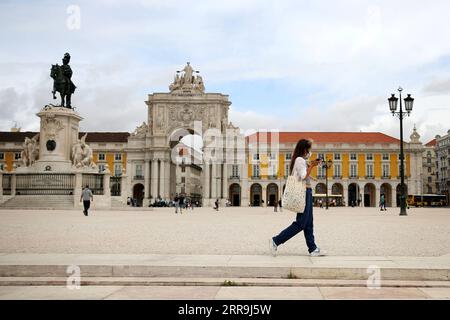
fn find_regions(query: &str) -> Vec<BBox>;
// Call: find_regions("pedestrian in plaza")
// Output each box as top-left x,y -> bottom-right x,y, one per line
174,194 -> 180,213
179,195 -> 185,213
380,194 -> 387,211
214,199 -> 219,211
278,199 -> 282,212
80,185 -> 93,216
270,138 -> 325,257
273,199 -> 278,212
357,197 -> 362,207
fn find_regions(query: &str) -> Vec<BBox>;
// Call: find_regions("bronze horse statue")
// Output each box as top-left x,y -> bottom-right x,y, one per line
50,53 -> 76,108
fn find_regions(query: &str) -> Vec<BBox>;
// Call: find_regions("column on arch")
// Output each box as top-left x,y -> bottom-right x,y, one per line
211,163 -> 217,200
203,161 -> 210,205
159,160 -> 165,199
222,163 -> 228,201
151,159 -> 158,199
164,159 -> 171,200
144,159 -> 150,200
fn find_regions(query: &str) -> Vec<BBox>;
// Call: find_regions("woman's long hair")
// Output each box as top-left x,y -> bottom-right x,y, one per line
289,139 -> 312,174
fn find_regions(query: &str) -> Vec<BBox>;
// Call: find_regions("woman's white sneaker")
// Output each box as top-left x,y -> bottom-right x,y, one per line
269,239 -> 278,257
310,247 -> 325,257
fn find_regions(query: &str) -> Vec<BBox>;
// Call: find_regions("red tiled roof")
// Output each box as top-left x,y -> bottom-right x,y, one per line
246,132 -> 400,144
0,132 -> 130,143
425,138 -> 436,147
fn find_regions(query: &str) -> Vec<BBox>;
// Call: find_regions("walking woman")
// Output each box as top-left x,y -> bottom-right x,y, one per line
270,139 -> 325,257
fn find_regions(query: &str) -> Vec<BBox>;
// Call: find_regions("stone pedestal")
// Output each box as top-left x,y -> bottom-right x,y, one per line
35,106 -> 83,172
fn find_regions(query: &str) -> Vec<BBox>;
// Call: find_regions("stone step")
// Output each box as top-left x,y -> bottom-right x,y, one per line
1,276 -> 449,288
0,196 -> 74,209
0,254 -> 449,281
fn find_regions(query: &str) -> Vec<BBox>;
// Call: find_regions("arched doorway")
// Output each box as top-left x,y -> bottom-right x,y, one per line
315,183 -> 326,194
229,183 -> 241,206
348,183 -> 360,207
133,183 -> 145,207
331,183 -> 344,206
250,183 -> 262,206
364,183 -> 376,207
314,183 -> 327,207
380,183 -> 393,207
266,183 -> 279,206
169,128 -> 204,201
396,183 -> 408,207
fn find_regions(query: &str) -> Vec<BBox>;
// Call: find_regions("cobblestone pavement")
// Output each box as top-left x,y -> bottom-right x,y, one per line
0,207 -> 448,256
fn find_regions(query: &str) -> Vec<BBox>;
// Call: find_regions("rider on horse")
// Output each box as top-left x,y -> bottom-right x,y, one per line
51,52 -> 76,108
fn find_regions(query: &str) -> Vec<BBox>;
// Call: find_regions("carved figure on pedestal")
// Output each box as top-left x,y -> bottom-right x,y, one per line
21,134 -> 40,167
72,134 -> 97,169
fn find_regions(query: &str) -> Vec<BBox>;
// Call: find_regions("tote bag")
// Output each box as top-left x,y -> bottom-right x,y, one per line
282,175 -> 306,213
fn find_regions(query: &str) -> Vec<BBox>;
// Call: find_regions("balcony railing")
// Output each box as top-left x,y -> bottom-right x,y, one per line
317,175 -> 326,179
133,175 -> 144,180
268,175 -> 278,180
333,175 -> 342,179
251,175 -> 261,179
365,175 -> 375,179
229,175 -> 240,180
381,175 -> 391,179
349,175 -> 358,179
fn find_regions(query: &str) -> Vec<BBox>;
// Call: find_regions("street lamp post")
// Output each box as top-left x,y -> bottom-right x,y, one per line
388,87 -> 414,216
322,159 -> 333,210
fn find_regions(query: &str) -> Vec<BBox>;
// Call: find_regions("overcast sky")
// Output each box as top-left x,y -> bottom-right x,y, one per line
1,0 -> 450,144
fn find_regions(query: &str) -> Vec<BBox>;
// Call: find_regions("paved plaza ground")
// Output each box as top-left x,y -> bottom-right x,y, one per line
0,206 -> 448,257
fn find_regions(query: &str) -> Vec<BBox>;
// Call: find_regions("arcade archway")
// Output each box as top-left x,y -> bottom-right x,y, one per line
250,183 -> 262,206
229,183 -> 241,206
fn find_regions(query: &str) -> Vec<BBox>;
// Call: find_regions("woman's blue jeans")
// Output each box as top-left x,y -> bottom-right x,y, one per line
272,188 -> 317,253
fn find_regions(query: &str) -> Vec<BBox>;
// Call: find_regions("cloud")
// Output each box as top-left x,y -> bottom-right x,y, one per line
423,78 -> 450,94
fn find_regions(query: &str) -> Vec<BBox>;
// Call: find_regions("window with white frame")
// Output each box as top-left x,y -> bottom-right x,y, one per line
382,153 -> 389,160
317,165 -> 325,177
114,164 -> 123,177
350,153 -> 357,160
334,153 -> 341,161
382,163 -> 390,177
366,153 -> 373,161
285,153 -> 292,160
115,153 -> 122,161
98,153 -> 105,161
317,153 -> 325,160
0,163 -> 4,171
232,164 -> 239,177
98,164 -> 106,172
135,164 -> 143,177
269,153 -> 277,161
334,164 -> 341,177
15,152 -> 21,160
350,163 -> 357,177
428,167 -> 432,173
253,153 -> 260,161
269,163 -> 278,176
0,153 -> 4,160
285,163 -> 290,176
253,164 -> 260,177
366,164 -> 374,177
